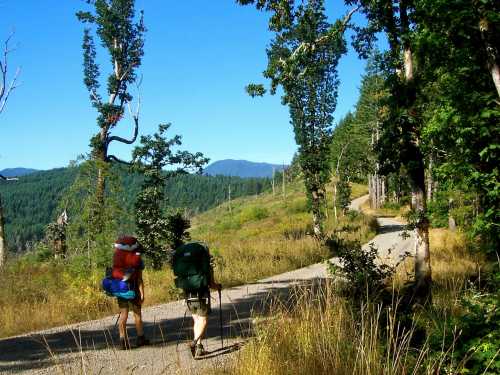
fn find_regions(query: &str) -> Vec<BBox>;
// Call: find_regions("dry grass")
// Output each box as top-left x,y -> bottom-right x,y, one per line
224,228 -> 486,375
394,228 -> 483,312
223,285 -> 435,375
0,182 -> 373,338
361,200 -> 410,221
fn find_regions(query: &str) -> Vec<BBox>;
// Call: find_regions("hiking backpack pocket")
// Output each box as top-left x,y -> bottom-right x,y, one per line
174,273 -> 208,293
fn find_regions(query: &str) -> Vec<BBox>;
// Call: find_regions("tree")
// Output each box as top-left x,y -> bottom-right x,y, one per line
0,32 -> 20,114
344,0 -> 433,301
0,32 -> 20,269
76,0 -> 145,235
413,0 -> 500,254
132,123 -> 208,269
240,0 -> 357,238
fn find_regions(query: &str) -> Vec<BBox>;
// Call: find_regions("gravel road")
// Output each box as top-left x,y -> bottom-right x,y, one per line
0,195 -> 414,374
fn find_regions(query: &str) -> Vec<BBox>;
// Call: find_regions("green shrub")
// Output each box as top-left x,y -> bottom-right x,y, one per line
431,271 -> 500,374
286,198 -> 308,214
327,237 -> 395,298
238,206 -> 269,223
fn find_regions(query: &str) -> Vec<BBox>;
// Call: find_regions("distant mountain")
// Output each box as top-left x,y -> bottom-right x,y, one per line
204,159 -> 286,178
0,168 -> 39,178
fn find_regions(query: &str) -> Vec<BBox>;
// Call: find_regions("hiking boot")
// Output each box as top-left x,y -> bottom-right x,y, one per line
136,335 -> 150,347
194,343 -> 207,358
119,337 -> 130,350
189,341 -> 196,358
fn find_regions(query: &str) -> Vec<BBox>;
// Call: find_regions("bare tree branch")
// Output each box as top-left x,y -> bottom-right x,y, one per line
289,6 -> 360,62
105,154 -> 132,165
106,98 -> 139,146
0,32 -> 21,114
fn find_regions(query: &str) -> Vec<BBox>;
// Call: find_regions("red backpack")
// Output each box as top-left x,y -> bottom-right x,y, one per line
111,236 -> 143,281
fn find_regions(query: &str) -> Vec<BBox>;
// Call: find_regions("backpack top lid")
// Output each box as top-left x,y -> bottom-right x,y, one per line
114,236 -> 141,252
112,236 -> 143,281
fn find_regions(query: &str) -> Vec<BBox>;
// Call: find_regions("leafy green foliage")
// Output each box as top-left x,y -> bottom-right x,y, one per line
132,123 -> 208,269
327,236 -> 394,297
429,272 -> 500,374
242,0 -> 352,237
412,0 -> 500,253
337,177 -> 351,214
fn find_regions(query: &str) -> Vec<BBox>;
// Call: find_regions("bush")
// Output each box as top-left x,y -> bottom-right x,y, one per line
430,271 -> 500,374
238,206 -> 269,223
326,236 -> 394,298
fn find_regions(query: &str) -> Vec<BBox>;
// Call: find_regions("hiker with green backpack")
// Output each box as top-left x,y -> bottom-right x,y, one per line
172,242 -> 222,358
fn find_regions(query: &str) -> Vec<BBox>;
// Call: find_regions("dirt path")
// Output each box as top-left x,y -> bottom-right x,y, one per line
0,195 -> 413,374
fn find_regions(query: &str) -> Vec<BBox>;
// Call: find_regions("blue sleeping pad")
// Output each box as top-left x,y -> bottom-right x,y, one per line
102,277 -> 136,300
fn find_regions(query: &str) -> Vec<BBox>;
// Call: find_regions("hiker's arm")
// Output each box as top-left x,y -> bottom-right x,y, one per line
138,271 -> 145,303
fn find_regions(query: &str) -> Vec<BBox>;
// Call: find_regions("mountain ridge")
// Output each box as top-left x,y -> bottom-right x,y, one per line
0,168 -> 39,178
204,159 -> 287,178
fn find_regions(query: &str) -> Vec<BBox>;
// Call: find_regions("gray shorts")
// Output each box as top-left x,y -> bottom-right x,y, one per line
186,290 -> 211,317
187,298 -> 210,317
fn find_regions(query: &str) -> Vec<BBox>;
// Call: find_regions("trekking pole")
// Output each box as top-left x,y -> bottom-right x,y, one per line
218,287 -> 224,349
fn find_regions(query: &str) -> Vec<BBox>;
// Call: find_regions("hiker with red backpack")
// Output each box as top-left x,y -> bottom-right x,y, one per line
103,236 -> 150,350
172,242 -> 222,358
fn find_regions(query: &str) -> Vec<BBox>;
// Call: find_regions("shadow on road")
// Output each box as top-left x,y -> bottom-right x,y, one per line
0,278 -> 326,373
376,223 -> 406,234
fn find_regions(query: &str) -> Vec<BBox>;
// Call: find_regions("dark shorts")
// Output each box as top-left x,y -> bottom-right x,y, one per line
117,297 -> 141,313
186,290 -> 211,317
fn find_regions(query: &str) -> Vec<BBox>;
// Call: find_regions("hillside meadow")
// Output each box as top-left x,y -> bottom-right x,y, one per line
0,182 -> 372,338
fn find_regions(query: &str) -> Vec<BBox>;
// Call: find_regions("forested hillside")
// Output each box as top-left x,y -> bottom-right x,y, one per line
0,166 -> 271,251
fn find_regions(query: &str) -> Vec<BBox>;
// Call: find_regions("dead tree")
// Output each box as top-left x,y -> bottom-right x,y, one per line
0,32 -> 21,114
0,32 -> 21,269
46,210 -> 69,259
369,121 -> 386,209
0,175 -> 18,269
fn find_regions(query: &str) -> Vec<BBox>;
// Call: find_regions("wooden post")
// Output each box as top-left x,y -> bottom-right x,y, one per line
272,167 -> 276,196
282,163 -> 286,199
0,194 -> 6,269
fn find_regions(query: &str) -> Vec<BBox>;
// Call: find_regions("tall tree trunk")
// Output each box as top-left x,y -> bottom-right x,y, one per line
333,178 -> 338,221
413,182 -> 432,301
478,17 -> 500,98
381,176 -> 386,206
311,189 -> 323,238
427,155 -> 434,202
95,128 -> 108,209
403,41 -> 432,302
0,194 -> 7,269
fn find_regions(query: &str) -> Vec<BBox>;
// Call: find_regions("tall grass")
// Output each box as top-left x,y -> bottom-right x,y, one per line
226,284 -> 437,375
225,228 -> 486,375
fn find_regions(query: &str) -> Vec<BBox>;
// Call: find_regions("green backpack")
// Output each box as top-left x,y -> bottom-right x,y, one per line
172,242 -> 211,293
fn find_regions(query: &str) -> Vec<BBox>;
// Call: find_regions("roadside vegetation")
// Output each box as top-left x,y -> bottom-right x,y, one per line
226,228 -> 498,375
0,181 -> 371,338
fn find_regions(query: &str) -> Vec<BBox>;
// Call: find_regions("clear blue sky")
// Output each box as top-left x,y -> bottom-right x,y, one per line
0,0 -> 372,170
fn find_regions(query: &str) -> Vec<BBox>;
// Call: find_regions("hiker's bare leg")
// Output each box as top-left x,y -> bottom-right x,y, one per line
193,314 -> 208,345
131,306 -> 144,337
118,307 -> 129,339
